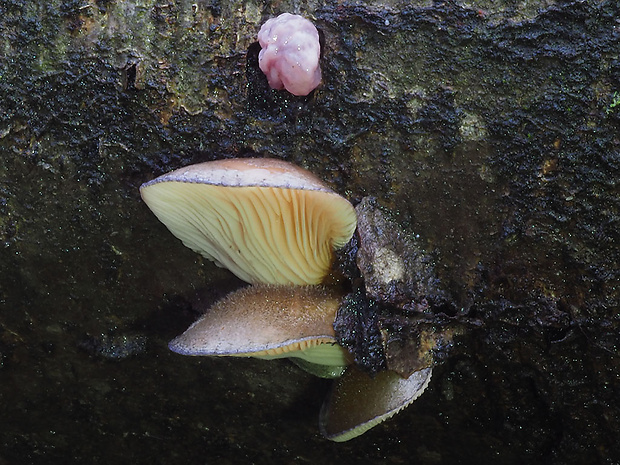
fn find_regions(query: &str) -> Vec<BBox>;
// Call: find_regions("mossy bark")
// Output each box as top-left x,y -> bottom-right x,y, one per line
1,0 -> 619,463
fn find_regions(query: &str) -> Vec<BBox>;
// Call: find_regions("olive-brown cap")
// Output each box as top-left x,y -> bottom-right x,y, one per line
319,366 -> 433,441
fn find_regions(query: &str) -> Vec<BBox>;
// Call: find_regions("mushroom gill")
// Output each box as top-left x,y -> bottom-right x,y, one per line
140,158 -> 357,285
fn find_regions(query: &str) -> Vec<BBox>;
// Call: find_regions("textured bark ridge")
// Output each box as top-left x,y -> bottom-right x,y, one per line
1,0 -> 619,463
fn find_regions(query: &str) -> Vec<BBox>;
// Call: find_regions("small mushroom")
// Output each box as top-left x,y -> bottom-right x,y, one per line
140,158 -> 357,285
319,366 -> 433,442
169,284 -> 352,369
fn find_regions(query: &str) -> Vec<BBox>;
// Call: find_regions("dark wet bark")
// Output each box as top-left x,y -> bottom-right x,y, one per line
1,0 -> 619,463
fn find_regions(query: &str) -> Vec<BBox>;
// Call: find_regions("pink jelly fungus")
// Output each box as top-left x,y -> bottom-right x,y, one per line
257,13 -> 322,96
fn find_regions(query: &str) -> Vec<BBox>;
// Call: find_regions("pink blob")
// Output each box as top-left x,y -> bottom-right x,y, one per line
257,13 -> 322,96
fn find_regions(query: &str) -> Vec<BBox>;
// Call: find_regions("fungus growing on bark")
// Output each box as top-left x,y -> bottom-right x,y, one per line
257,13 -> 322,96
141,162 -> 436,442
140,158 -> 357,285
169,284 -> 351,368
320,366 -> 433,442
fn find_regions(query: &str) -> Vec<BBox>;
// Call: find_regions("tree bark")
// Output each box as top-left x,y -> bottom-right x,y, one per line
1,0 -> 619,463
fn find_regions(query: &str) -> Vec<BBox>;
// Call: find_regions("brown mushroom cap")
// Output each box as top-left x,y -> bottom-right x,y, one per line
319,366 -> 433,442
168,284 -> 352,367
140,158 -> 357,285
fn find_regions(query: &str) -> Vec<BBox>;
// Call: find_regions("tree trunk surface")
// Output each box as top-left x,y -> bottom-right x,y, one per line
1,0 -> 619,463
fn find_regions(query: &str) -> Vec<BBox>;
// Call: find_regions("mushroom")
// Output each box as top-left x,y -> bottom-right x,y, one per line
169,284 -> 351,370
141,161 -> 435,441
140,158 -> 357,285
319,366 -> 433,442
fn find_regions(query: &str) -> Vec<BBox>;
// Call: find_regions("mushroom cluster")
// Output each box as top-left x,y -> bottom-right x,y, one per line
141,158 -> 355,372
141,159 -> 433,440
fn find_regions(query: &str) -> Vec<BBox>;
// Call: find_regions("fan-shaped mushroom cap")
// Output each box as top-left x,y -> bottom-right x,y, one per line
319,366 -> 433,442
169,284 -> 352,367
140,158 -> 357,285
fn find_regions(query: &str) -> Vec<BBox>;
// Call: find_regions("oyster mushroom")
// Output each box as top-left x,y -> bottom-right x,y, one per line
320,366 -> 433,442
169,284 -> 351,370
140,158 -> 357,285
140,161 -> 435,442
